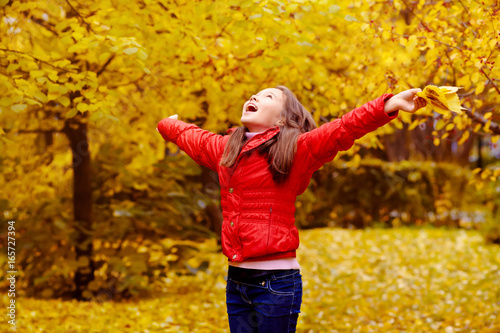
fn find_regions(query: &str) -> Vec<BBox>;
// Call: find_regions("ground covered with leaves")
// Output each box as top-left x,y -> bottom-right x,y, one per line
2,227 -> 499,332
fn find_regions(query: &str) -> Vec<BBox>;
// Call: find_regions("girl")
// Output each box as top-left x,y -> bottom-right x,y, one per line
157,86 -> 427,332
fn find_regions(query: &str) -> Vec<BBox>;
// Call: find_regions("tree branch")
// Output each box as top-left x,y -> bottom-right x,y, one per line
463,106 -> 500,136
29,15 -> 57,35
391,32 -> 464,51
480,69 -> 500,95
400,0 -> 431,31
96,54 -> 115,77
14,129 -> 64,134
65,0 -> 96,34
107,74 -> 147,89
0,48 -> 77,73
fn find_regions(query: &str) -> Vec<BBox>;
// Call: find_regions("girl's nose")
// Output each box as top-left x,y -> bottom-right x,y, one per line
250,95 -> 259,102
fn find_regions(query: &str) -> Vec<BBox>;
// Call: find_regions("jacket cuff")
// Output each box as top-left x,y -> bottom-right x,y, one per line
157,118 -> 194,144
375,93 -> 398,126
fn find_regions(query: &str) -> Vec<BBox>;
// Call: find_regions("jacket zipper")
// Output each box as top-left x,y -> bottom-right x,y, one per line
267,206 -> 272,250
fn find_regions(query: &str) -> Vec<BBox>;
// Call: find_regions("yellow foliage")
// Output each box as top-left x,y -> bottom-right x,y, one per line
416,86 -> 467,115
1,2 -> 500,323
1,228 -> 499,332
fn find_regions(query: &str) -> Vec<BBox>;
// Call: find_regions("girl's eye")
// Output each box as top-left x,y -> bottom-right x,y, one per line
267,95 -> 272,98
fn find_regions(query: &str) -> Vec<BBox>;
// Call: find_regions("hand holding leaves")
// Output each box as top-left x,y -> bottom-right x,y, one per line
384,88 -> 428,114
415,85 -> 467,115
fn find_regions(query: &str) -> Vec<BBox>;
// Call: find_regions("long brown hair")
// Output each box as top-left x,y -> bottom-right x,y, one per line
219,85 -> 317,184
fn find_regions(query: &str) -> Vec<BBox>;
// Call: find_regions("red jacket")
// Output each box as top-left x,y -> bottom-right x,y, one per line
157,93 -> 398,262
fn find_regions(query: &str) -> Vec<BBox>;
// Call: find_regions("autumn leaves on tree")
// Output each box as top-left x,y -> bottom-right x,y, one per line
0,0 -> 499,301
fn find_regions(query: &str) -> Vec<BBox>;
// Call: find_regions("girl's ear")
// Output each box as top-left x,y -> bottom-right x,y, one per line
277,119 -> 285,126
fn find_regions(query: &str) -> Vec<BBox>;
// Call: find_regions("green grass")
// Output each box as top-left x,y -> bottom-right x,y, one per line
1,227 -> 499,332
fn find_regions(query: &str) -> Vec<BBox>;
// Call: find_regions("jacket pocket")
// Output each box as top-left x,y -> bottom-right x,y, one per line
266,206 -> 272,251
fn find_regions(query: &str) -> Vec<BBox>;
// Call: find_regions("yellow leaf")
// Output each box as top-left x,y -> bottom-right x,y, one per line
6,63 -> 19,73
445,123 -> 455,131
408,119 -> 420,130
138,50 -> 148,61
427,38 -> 435,49
433,137 -> 440,146
416,85 -> 464,115
77,103 -> 88,112
471,72 -> 480,83
475,83 -> 485,95
457,130 -> 469,145
58,96 -> 70,107
481,170 -> 491,179
30,70 -> 45,79
11,104 -> 27,112
445,93 -> 464,114
484,112 -> 492,120
36,77 -> 47,84
394,119 -> 403,129
344,15 -> 358,22
24,98 -> 41,106
72,32 -> 84,40
99,52 -> 111,62
484,119 -> 491,132
439,86 -> 461,93
0,97 -> 12,107
67,43 -> 86,53
83,91 -> 95,99
48,73 -> 59,82
33,91 -> 48,103
47,92 -> 60,101
123,47 -> 138,55
435,119 -> 446,131
406,35 -> 418,53
66,108 -> 78,118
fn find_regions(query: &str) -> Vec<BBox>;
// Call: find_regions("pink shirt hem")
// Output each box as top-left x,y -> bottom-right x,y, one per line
228,258 -> 301,270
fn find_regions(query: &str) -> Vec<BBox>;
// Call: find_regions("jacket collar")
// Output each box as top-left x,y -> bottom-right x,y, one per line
226,125 -> 281,155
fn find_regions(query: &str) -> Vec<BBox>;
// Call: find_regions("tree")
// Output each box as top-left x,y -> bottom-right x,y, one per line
1,0 -> 498,299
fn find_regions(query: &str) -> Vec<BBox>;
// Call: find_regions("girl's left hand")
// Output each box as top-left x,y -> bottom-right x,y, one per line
157,114 -> 179,132
384,88 -> 427,114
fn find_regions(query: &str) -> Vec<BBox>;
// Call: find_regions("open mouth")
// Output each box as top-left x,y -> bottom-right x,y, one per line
245,103 -> 258,112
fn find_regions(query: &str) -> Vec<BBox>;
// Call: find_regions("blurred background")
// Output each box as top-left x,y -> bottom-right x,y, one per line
0,0 -> 499,331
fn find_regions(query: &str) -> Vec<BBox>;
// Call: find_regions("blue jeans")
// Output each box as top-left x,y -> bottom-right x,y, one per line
226,266 -> 302,333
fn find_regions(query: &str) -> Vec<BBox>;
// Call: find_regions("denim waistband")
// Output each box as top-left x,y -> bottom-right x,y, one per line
228,266 -> 299,284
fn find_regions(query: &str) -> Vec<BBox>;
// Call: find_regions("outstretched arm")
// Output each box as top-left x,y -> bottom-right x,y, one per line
157,114 -> 224,172
300,89 -> 427,173
300,93 -> 396,165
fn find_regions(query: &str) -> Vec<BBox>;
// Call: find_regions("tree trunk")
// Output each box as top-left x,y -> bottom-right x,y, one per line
63,115 -> 95,300
201,166 -> 222,243
476,134 -> 483,168
384,124 -> 410,162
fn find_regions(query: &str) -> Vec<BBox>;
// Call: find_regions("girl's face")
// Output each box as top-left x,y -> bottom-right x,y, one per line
241,88 -> 285,132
